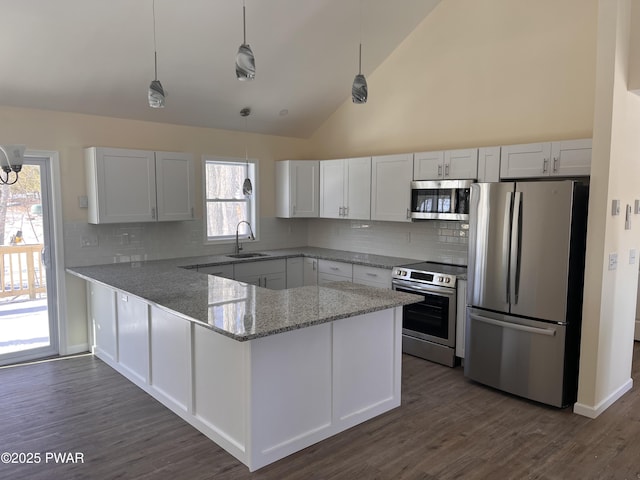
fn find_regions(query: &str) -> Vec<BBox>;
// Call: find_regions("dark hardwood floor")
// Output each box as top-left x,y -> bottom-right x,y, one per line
1,344 -> 639,480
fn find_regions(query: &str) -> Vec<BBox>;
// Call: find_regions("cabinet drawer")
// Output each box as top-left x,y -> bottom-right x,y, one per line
234,259 -> 286,278
318,272 -> 352,285
317,260 -> 353,278
353,265 -> 391,289
198,264 -> 234,279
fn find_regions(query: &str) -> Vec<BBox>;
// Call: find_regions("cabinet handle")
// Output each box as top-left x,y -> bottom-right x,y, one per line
438,165 -> 442,177
338,207 -> 343,216
263,276 -> 267,288
445,164 -> 450,177
542,158 -> 548,173
553,156 -> 558,173
406,208 -> 411,219
344,206 -> 349,217
330,266 -> 340,271
313,260 -> 316,271
151,207 -> 156,220
191,207 -> 194,218
293,205 -> 297,215
366,272 -> 378,277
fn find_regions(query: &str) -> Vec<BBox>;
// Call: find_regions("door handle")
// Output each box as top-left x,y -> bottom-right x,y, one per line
438,165 -> 442,177
469,313 -> 556,336
503,191 -> 513,304
510,192 -> 523,305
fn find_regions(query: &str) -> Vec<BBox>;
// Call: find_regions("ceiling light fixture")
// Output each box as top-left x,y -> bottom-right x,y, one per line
236,0 -> 255,81
240,107 -> 253,196
0,145 -> 26,185
352,0 -> 368,104
148,0 -> 165,108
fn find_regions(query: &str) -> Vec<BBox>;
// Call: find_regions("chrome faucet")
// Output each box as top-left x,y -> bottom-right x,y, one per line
235,220 -> 255,254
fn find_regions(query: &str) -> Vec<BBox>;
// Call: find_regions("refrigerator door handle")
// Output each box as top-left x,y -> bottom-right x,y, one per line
469,312 -> 557,337
510,191 -> 523,304
503,192 -> 513,304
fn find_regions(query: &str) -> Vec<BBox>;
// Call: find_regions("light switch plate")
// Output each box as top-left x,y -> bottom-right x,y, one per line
612,199 -> 620,216
626,204 -> 632,230
81,235 -> 98,247
635,199 -> 640,214
630,249 -> 637,265
78,195 -> 88,208
608,253 -> 618,270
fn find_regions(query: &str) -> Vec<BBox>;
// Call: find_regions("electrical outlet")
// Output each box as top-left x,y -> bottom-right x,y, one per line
608,253 -> 618,271
612,199 -> 620,216
78,195 -> 88,208
81,235 -> 98,247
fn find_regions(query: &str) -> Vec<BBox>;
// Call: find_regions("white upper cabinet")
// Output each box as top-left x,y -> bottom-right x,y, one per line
477,146 -> 501,182
86,147 -> 195,224
413,148 -> 478,180
371,153 -> 413,222
320,157 -> 371,220
550,139 -> 592,177
276,160 -> 319,218
155,151 -> 196,221
500,139 -> 591,179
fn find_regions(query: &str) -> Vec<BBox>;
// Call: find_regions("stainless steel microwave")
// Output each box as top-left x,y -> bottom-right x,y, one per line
410,180 -> 473,221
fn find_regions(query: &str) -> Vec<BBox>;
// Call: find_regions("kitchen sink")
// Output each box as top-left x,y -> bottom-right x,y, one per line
227,252 -> 269,259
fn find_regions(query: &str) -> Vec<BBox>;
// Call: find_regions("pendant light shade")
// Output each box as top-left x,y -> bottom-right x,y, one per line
236,1 -> 255,80
352,43 -> 367,104
148,0 -> 165,108
240,107 -> 253,196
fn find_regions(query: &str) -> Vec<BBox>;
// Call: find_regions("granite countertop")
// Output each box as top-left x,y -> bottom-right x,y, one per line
67,248 -> 423,342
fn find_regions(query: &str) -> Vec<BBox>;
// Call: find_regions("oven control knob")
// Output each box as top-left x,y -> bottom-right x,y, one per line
438,276 -> 444,282
445,278 -> 451,283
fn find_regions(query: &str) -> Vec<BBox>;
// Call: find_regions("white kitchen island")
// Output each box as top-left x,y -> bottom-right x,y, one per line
68,257 -> 419,471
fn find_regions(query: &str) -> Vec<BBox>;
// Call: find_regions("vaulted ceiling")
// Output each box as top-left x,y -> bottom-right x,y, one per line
0,0 -> 441,138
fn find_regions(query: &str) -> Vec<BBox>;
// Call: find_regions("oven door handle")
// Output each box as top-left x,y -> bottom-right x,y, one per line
392,280 -> 455,297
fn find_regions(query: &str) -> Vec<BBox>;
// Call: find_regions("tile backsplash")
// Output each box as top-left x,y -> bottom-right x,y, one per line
64,217 -> 468,267
306,218 -> 469,265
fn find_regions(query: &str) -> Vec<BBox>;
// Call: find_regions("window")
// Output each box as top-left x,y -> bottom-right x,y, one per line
204,157 -> 257,242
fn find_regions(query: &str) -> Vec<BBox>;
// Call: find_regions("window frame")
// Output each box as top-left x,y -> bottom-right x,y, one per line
202,156 -> 258,245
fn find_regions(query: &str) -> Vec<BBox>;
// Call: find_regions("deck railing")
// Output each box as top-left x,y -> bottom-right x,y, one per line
0,244 -> 46,300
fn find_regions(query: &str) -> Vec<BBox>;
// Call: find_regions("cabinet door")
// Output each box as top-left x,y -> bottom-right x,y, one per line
413,151 -> 444,180
345,157 -> 371,220
89,282 -> 117,362
155,152 -> 195,221
477,146 -> 501,182
320,159 -> 345,218
263,272 -> 286,290
292,161 -> 320,217
500,142 -> 551,179
86,147 -> 157,223
445,148 -> 478,179
371,154 -> 413,222
117,292 -> 149,383
286,257 -> 304,288
303,258 -> 318,286
550,139 -> 591,177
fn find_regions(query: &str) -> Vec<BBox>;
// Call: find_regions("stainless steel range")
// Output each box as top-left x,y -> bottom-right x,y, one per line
392,262 -> 467,367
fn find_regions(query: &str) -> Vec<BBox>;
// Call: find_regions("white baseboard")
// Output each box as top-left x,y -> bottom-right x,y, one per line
573,378 -> 633,418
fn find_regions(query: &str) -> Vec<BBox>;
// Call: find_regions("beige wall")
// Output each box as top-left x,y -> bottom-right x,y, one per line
0,105 -> 311,221
576,0 -> 640,416
309,0 -> 598,159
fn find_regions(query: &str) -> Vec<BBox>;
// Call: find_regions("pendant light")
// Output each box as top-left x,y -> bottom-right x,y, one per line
236,0 -> 255,81
240,107 -> 253,196
352,0 -> 367,104
148,0 -> 165,108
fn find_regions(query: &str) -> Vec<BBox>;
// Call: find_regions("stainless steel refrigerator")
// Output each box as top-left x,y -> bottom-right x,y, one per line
465,180 -> 589,407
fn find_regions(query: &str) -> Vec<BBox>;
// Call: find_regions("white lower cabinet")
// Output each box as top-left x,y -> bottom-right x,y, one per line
117,292 -> 149,383
352,265 -> 391,289
234,259 -> 287,290
303,257 -> 318,286
89,282 -> 117,362
150,306 -> 192,412
318,259 -> 353,285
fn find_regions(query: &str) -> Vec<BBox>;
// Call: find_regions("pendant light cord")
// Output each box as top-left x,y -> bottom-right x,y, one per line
242,0 -> 247,44
152,0 -> 158,80
358,0 -> 363,75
